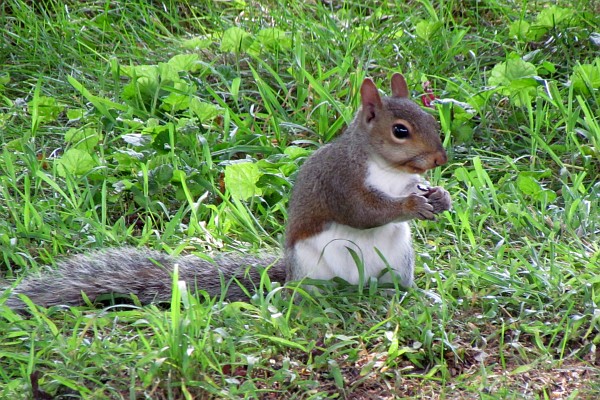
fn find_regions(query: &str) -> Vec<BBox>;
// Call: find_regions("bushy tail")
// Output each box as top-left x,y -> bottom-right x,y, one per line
4,247 -> 285,311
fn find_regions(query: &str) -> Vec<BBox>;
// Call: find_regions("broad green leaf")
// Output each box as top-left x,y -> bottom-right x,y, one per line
157,62 -> 182,84
229,77 -> 241,99
508,77 -> 540,90
452,122 -> 474,144
66,108 -> 85,120
224,162 -> 263,200
542,190 -> 557,203
150,164 -> 174,185
122,65 -> 160,100
525,6 -> 576,40
516,173 -> 557,203
220,27 -> 253,53
189,98 -> 218,121
181,36 -> 213,50
255,28 -> 291,51
489,54 -> 539,104
120,64 -> 158,79
283,145 -> 310,159
0,72 -> 10,86
414,20 -> 443,41
539,61 -> 556,75
143,123 -> 171,153
167,54 -> 200,72
570,61 -> 600,95
5,138 -> 23,151
527,25 -> 549,41
508,20 -> 530,40
65,128 -> 101,151
488,55 -> 537,87
161,82 -> 195,112
352,26 -> 372,42
516,173 -> 542,196
161,91 -> 190,112
57,148 -> 97,176
172,169 -> 187,183
28,96 -> 64,123
535,6 -> 575,28
113,149 -> 144,167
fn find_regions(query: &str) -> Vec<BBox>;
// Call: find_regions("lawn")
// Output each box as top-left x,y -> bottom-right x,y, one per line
1,0 -> 599,398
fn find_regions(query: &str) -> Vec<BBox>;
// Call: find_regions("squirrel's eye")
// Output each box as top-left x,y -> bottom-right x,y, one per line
392,124 -> 410,139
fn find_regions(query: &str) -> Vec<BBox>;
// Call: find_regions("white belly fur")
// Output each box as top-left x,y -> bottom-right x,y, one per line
292,221 -> 414,286
291,157 -> 423,287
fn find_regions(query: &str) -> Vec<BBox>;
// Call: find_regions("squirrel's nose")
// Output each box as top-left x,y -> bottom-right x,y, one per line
434,150 -> 447,166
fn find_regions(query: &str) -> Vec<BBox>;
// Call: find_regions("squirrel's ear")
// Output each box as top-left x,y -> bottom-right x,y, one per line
360,78 -> 382,122
391,73 -> 409,98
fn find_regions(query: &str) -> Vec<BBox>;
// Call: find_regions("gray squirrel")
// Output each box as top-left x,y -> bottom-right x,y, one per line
5,73 -> 451,311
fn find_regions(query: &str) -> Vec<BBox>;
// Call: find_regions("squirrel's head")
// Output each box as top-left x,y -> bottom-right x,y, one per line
358,73 -> 447,174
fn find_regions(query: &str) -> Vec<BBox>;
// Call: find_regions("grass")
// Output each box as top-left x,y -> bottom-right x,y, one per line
1,0 -> 599,398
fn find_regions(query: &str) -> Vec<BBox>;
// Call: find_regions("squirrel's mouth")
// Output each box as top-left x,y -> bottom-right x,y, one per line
394,164 -> 427,175
410,167 -> 427,174
402,155 -> 444,174
399,161 -> 430,175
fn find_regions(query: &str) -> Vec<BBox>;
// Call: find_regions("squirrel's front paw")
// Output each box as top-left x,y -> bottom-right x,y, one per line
423,186 -> 452,214
405,194 -> 435,220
